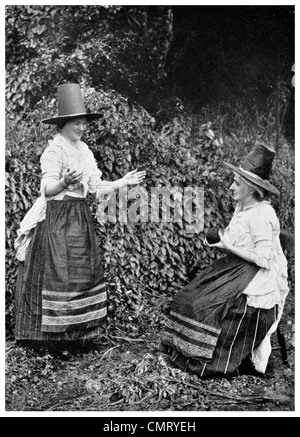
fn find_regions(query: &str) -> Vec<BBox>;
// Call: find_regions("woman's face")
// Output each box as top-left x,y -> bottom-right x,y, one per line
61,117 -> 88,143
230,174 -> 253,202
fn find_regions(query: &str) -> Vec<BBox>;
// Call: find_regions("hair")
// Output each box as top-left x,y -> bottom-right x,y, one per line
251,188 -> 268,201
245,181 -> 269,201
236,172 -> 268,201
56,119 -> 70,132
56,116 -> 88,132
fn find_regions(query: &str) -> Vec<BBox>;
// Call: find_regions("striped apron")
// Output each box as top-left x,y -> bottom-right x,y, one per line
14,197 -> 107,341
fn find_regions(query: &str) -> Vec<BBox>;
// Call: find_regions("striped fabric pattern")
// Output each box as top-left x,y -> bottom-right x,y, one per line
204,296 -> 277,376
160,255 -> 265,376
161,294 -> 277,377
14,198 -> 107,341
162,310 -> 221,359
41,284 -> 107,332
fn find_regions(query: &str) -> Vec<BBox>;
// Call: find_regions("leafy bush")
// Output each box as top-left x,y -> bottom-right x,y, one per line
5,88 -> 294,339
5,5 -> 172,119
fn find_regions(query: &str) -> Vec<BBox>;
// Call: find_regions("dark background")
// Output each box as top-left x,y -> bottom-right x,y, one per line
167,6 -> 294,102
161,5 -> 294,137
6,5 -> 295,138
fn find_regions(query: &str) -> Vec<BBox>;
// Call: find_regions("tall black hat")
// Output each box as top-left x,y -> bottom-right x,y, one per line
223,143 -> 279,195
42,83 -> 103,125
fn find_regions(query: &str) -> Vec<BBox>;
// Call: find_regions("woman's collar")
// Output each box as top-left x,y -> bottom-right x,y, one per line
236,199 -> 269,212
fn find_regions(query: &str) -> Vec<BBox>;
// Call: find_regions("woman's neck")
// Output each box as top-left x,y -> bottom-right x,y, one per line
60,133 -> 80,147
240,196 -> 258,210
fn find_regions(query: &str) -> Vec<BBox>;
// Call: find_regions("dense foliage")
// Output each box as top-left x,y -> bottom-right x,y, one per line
5,5 -> 173,116
6,6 -> 294,127
5,87 -> 295,337
5,5 -> 294,339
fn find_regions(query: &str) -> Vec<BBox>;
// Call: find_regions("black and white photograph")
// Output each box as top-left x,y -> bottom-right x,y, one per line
3,2 -> 296,419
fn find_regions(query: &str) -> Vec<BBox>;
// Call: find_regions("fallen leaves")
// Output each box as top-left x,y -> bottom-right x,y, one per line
5,291 -> 294,412
5,331 -> 294,412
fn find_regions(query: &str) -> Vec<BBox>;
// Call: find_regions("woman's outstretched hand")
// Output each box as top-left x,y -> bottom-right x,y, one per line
122,169 -> 146,186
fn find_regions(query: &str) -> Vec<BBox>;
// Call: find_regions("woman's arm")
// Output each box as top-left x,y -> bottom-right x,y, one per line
205,232 -> 255,263
205,230 -> 273,269
45,168 -> 146,197
44,168 -> 84,197
83,144 -> 146,196
44,179 -> 67,197
41,145 -> 85,197
96,169 -> 146,196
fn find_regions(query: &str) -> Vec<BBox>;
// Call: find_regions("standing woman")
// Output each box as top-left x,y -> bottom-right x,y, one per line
161,144 -> 289,377
14,83 -> 146,351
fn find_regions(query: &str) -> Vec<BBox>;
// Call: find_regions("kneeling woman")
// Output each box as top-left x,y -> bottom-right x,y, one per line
161,144 -> 289,377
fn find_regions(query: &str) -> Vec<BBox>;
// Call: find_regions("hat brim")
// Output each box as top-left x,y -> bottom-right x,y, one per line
42,112 -> 103,125
223,162 -> 280,195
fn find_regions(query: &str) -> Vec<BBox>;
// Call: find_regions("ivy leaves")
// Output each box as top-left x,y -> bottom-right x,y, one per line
5,86 -> 294,339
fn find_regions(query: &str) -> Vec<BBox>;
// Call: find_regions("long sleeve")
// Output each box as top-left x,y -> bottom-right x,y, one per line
40,144 -> 64,195
230,202 -> 289,309
81,146 -> 121,199
81,145 -> 104,194
222,200 -> 289,373
40,134 -> 106,199
246,212 -> 274,269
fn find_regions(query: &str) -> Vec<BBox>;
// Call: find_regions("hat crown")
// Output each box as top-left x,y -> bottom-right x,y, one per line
42,83 -> 102,124
223,143 -> 279,195
57,83 -> 86,117
241,144 -> 275,180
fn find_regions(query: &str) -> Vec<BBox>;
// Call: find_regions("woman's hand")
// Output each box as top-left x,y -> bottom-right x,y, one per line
64,168 -> 84,186
122,169 -> 146,186
205,230 -> 259,264
204,231 -> 232,251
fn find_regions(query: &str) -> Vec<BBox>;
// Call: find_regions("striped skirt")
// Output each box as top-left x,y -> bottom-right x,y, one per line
161,254 -> 277,377
14,197 -> 107,341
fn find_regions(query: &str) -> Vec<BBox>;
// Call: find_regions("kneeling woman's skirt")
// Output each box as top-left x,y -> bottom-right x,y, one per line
161,255 -> 277,377
15,198 -> 107,341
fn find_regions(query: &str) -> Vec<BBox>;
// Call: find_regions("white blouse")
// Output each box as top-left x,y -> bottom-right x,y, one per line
15,133 -> 107,260
224,200 -> 290,373
223,200 -> 289,310
40,132 -> 106,199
